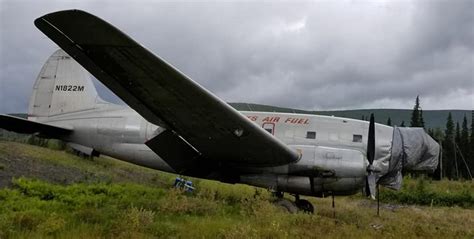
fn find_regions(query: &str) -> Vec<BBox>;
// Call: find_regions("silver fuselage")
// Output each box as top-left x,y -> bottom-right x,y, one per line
38,103 -> 394,196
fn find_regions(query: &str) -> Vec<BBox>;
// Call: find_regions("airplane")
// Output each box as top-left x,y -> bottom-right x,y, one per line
0,10 -> 439,213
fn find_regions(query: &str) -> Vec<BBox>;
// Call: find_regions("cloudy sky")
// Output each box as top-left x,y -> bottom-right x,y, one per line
0,0 -> 473,113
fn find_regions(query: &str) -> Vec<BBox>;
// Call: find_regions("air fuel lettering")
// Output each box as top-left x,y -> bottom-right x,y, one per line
246,116 -> 309,125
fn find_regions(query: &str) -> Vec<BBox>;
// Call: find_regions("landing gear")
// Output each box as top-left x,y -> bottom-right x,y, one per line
274,198 -> 298,213
272,192 -> 315,214
295,199 -> 314,213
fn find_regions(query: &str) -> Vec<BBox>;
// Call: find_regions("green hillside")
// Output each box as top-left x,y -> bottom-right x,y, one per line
230,103 -> 472,129
0,141 -> 473,238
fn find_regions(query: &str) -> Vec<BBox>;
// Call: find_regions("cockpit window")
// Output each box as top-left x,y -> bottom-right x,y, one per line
306,131 -> 316,139
353,134 -> 363,142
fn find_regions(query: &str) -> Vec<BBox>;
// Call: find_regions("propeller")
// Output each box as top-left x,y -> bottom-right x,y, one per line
365,113 -> 380,215
365,114 -> 376,199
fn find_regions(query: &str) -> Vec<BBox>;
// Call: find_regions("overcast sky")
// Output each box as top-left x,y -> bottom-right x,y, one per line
0,0 -> 473,113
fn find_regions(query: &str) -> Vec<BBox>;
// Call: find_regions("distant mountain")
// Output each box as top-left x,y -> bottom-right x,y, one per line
229,103 -> 472,130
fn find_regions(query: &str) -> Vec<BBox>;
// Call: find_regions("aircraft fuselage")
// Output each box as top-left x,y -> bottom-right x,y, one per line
38,104 -> 393,196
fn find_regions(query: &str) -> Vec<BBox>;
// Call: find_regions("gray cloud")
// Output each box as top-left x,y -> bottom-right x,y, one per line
1,0 -> 473,114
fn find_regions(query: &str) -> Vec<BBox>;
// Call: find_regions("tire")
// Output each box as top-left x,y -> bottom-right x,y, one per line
295,199 -> 314,213
274,199 -> 298,214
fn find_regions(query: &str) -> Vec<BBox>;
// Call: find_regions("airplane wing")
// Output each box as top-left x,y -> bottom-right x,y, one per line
0,114 -> 72,137
34,10 -> 299,167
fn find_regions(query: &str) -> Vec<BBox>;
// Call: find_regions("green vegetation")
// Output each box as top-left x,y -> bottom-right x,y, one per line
1,177 -> 473,238
379,177 -> 474,208
0,141 -> 473,238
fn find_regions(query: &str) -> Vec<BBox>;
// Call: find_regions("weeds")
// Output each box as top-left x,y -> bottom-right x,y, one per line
380,178 -> 474,208
0,141 -> 473,238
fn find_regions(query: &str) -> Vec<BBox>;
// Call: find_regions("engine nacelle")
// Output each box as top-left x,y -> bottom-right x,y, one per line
240,145 -> 367,196
288,145 -> 367,178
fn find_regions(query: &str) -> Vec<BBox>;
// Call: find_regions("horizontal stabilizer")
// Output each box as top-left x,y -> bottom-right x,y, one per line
0,114 -> 72,137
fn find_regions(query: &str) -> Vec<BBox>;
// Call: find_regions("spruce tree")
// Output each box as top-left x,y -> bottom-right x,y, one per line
470,111 -> 474,179
428,128 -> 434,137
455,122 -> 461,145
460,115 -> 470,179
443,113 -> 455,179
410,95 -> 421,127
420,109 -> 425,129
387,117 -> 392,126
455,122 -> 462,179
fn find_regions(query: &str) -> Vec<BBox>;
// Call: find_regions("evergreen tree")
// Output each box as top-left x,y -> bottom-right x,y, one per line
455,122 -> 462,179
400,121 -> 405,127
455,122 -> 461,146
420,109 -> 425,129
427,128 -> 434,137
443,113 -> 455,179
410,95 -> 421,127
386,117 -> 392,126
431,127 -> 445,180
470,111 -> 474,179
460,115 -> 470,179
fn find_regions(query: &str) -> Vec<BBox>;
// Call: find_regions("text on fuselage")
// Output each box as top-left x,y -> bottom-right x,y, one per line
246,116 -> 309,125
55,85 -> 85,92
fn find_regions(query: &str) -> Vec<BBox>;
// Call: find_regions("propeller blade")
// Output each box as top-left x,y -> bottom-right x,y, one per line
367,172 -> 376,200
367,113 -> 375,165
365,113 -> 377,200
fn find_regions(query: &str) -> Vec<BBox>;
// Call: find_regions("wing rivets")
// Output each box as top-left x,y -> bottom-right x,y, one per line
234,128 -> 244,137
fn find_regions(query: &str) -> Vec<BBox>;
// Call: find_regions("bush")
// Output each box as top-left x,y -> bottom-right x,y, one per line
380,178 -> 474,208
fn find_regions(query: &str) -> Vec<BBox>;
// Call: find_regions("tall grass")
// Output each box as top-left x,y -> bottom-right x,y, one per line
0,141 -> 473,238
379,177 -> 474,208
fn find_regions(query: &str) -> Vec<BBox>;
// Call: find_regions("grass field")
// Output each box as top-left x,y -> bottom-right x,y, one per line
0,141 -> 473,238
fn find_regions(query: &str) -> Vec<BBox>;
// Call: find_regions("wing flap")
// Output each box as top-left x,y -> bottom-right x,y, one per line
145,130 -> 213,177
35,10 -> 299,167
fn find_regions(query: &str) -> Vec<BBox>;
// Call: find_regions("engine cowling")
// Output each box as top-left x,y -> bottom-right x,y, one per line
240,145 -> 367,196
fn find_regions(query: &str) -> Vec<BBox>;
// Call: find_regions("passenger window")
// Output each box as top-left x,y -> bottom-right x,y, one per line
306,131 -> 316,139
353,134 -> 363,142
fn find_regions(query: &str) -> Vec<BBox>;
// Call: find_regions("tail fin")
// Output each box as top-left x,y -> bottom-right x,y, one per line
28,49 -> 102,121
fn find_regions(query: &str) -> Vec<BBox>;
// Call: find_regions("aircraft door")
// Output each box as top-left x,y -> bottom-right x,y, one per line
262,122 -> 275,135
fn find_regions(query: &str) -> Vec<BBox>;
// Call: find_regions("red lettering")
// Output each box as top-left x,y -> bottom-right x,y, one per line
284,117 -> 309,124
247,116 -> 258,121
263,117 -> 281,123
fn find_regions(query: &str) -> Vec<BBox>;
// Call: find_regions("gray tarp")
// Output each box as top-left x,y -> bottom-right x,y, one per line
378,127 -> 440,190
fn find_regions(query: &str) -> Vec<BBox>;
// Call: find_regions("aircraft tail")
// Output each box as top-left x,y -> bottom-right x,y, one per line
28,49 -> 103,121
